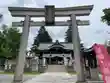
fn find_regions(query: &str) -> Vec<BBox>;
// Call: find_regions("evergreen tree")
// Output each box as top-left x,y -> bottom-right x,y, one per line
31,26 -> 52,55
0,14 -> 3,22
65,26 -> 72,42
65,25 -> 82,43
101,8 -> 110,25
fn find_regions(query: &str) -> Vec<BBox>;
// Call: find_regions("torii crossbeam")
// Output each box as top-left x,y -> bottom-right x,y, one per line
12,20 -> 89,26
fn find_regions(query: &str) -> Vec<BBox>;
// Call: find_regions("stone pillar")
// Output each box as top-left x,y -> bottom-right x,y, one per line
36,57 -> 39,71
38,53 -> 43,72
64,57 -> 67,66
38,57 -> 42,72
5,64 -> 8,70
71,14 -> 85,82
63,55 -> 65,65
9,64 -> 12,69
49,55 -> 51,65
43,57 -> 46,66
13,15 -> 30,83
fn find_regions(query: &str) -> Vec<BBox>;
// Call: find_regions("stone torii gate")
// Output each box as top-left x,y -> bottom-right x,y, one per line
8,5 -> 93,83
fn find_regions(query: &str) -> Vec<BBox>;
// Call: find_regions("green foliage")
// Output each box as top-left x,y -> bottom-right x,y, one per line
0,25 -> 21,59
65,26 -> 72,42
65,26 -> 83,50
36,26 -> 52,43
101,8 -> 110,25
31,26 -> 52,55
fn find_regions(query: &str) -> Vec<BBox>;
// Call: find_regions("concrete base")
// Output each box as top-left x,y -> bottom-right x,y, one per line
87,81 -> 104,83
12,80 -> 23,83
76,81 -> 87,83
90,68 -> 100,80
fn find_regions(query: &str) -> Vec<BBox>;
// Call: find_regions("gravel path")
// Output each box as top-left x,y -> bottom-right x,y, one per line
0,74 -> 36,83
24,72 -> 77,83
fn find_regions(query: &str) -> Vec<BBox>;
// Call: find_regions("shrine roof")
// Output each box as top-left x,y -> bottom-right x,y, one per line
48,40 -> 65,49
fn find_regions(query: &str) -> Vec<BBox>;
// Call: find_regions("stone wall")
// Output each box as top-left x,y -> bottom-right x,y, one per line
4,57 -> 39,72
5,59 -> 16,65
4,64 -> 37,72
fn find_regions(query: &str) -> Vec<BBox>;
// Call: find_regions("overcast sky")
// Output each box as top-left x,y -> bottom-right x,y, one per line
0,0 -> 110,49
